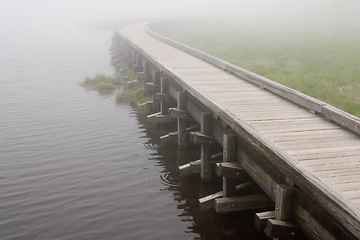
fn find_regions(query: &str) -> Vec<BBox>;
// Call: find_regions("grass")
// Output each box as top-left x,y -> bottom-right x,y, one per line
80,63 -> 151,115
81,73 -> 122,95
155,17 -> 360,117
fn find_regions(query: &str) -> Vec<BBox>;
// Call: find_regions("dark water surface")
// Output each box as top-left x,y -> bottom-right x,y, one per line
0,21 -> 275,239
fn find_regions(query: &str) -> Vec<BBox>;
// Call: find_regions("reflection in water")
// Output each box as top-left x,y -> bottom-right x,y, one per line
134,114 -> 275,240
0,18 -> 308,239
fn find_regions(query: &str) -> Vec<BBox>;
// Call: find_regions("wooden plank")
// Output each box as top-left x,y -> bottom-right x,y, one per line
255,211 -> 275,232
146,23 -> 360,135
169,107 -> 190,120
178,153 -> 223,176
198,182 -> 254,210
214,194 -> 274,213
155,93 -> 176,104
160,131 -> 177,145
191,132 -> 217,146
216,162 -> 250,181
145,82 -> 160,92
178,159 -> 200,176
278,139 -> 360,151
147,112 -> 176,123
264,219 -> 299,239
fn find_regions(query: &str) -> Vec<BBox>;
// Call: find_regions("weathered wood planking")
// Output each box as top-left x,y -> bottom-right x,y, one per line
119,22 -> 360,239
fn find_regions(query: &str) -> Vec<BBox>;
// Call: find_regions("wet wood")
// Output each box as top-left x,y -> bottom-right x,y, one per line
201,113 -> 213,182
177,92 -> 187,149
199,181 -> 254,210
191,132 -> 216,146
275,184 -> 294,221
178,153 -> 223,176
215,194 -> 274,213
264,219 -> 299,239
147,112 -> 176,123
169,107 -> 190,120
119,22 -> 360,239
160,131 -> 178,145
145,82 -> 159,92
160,77 -> 169,115
222,134 -> 238,197
255,211 -> 275,232
216,162 -> 250,181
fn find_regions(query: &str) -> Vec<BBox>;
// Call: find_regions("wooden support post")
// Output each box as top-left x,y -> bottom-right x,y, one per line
135,53 -> 141,72
223,134 -> 237,197
131,49 -> 135,62
275,184 -> 294,221
160,77 -> 169,115
152,71 -> 160,113
143,61 -> 150,95
177,92 -> 187,149
201,113 -> 212,183
264,184 -> 297,239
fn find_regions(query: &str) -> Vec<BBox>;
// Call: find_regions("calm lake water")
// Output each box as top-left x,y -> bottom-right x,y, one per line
0,20 -> 279,239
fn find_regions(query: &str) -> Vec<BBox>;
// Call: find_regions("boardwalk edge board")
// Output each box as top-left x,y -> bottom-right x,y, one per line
145,22 -> 360,136
115,22 -> 360,239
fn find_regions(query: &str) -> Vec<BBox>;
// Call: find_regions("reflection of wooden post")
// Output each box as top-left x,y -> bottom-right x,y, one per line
177,92 -> 187,149
152,71 -> 160,113
160,77 -> 169,115
223,134 -> 237,197
201,113 -> 212,182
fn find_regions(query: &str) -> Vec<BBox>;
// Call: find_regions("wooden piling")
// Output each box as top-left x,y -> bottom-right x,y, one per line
264,184 -> 297,239
223,134 -> 237,197
160,76 -> 169,115
177,92 -> 187,149
201,113 -> 212,183
152,70 -> 161,113
143,61 -> 150,95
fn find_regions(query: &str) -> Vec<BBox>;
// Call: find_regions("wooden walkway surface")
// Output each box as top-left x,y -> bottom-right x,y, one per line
119,22 -> 360,238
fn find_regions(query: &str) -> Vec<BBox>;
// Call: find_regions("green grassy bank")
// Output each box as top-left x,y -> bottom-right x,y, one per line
155,17 -> 360,117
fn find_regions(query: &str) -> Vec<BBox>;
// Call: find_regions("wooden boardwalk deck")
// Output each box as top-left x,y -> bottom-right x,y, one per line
118,22 -> 360,239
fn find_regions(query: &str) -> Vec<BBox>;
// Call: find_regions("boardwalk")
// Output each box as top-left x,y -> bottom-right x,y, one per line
117,22 -> 360,239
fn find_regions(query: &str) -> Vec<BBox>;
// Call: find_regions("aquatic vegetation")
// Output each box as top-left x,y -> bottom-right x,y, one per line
80,61 -> 151,114
81,73 -> 121,95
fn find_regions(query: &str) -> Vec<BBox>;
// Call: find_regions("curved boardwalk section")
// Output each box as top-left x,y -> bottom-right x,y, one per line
115,21 -> 360,239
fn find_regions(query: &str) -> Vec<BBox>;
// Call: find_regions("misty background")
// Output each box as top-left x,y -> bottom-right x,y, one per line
1,0 -> 360,32
0,0 -> 359,239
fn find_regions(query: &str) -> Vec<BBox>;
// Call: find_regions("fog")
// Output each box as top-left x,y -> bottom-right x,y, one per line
1,0 -> 359,32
